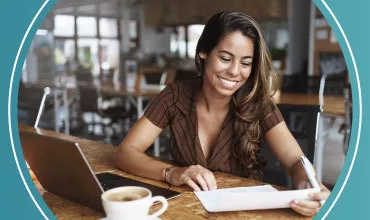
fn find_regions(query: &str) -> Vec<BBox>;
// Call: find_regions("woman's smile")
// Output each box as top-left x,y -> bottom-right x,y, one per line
217,76 -> 240,89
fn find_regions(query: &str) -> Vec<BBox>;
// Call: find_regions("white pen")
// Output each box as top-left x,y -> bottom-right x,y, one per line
300,156 -> 325,206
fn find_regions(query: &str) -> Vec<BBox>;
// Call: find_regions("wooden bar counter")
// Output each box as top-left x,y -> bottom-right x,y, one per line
19,125 -> 311,220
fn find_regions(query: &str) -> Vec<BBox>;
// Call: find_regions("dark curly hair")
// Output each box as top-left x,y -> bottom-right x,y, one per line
195,11 -> 276,180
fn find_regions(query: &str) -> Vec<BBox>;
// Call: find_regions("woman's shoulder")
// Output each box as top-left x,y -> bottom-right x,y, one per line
144,79 -> 200,127
169,78 -> 201,91
165,79 -> 199,100
161,79 -> 199,115
260,102 -> 284,133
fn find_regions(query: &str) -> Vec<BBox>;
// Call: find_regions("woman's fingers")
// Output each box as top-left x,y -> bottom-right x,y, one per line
290,201 -> 319,216
291,180 -> 330,216
293,199 -> 320,209
183,176 -> 201,192
309,184 -> 330,201
203,171 -> 217,190
309,191 -> 330,201
174,165 -> 218,192
195,174 -> 209,191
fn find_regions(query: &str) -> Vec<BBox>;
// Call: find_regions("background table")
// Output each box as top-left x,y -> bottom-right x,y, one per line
274,91 -> 345,115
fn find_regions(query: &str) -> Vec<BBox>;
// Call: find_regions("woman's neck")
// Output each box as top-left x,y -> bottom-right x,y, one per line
197,81 -> 231,113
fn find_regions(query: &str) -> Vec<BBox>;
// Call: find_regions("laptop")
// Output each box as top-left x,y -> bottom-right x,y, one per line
19,131 -> 181,212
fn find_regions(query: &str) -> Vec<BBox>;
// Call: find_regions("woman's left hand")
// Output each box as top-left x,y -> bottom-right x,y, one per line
290,182 -> 330,216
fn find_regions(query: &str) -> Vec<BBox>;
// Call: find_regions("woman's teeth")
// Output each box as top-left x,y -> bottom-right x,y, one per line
219,77 -> 238,87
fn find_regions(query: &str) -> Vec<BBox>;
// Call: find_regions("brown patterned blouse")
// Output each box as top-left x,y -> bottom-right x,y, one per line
144,80 -> 284,177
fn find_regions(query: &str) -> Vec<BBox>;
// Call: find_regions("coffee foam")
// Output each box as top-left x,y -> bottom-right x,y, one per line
106,189 -> 149,202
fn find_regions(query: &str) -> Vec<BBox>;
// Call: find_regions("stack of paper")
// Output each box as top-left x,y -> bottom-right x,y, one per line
194,185 -> 320,212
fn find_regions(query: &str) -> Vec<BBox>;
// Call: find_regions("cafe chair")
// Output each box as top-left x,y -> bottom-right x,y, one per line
75,66 -> 94,85
18,82 -> 55,130
341,85 -> 352,155
99,68 -> 116,84
316,71 -> 349,181
135,67 -> 175,90
98,68 -> 128,115
261,104 -> 320,188
281,74 -> 308,93
77,84 -> 133,144
174,69 -> 198,81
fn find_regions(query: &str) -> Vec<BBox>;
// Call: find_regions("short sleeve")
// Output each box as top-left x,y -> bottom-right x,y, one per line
144,83 -> 177,129
260,106 -> 284,133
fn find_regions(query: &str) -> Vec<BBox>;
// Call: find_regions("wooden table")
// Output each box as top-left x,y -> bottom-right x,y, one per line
99,83 -> 165,117
99,83 -> 165,96
274,91 -> 345,115
19,125 -> 311,220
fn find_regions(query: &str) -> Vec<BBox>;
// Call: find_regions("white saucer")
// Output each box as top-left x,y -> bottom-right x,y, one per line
101,217 -> 160,220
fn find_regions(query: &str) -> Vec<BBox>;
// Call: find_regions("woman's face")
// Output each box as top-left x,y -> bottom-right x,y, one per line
201,31 -> 254,97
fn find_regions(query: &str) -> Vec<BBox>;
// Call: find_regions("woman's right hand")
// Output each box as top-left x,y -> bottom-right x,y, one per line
167,165 -> 217,192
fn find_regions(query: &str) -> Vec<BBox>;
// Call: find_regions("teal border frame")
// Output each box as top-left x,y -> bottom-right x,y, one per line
5,0 -> 364,219
8,0 -> 57,219
312,0 -> 361,219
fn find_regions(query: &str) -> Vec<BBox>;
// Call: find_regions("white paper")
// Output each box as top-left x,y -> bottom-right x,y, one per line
194,185 -> 320,212
207,185 -> 278,193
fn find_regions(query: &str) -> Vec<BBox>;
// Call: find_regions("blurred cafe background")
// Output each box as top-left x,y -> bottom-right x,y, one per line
18,0 -> 352,190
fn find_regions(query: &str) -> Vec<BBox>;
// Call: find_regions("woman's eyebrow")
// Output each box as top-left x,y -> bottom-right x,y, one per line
218,50 -> 253,59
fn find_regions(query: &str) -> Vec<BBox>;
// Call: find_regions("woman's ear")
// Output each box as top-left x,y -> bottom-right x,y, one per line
199,52 -> 207,59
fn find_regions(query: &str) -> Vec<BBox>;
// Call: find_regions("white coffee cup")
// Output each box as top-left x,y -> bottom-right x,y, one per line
101,186 -> 168,220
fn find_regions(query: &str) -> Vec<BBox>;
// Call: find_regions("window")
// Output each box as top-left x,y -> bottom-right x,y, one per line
54,15 -> 74,37
53,15 -> 120,76
170,26 -> 186,57
99,18 -> 118,37
78,38 -> 99,75
77,16 -> 97,36
54,39 -> 75,73
170,25 -> 204,58
99,39 -> 119,71
187,25 -> 204,58
129,20 -> 139,49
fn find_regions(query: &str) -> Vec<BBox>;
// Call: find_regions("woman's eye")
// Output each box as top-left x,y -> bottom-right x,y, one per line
242,62 -> 251,67
220,57 -> 230,62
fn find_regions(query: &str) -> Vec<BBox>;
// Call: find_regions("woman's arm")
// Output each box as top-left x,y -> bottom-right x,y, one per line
116,116 -> 169,181
263,121 -> 306,186
116,116 -> 217,191
264,121 -> 330,216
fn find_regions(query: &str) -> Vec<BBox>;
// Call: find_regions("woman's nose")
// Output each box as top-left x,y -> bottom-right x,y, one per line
227,62 -> 240,76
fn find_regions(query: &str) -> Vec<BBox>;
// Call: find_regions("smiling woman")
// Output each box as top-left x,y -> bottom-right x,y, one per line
194,11 -> 275,180
116,11 -> 330,217
200,31 -> 253,96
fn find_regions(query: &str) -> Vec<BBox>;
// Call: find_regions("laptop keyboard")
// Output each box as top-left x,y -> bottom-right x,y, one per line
100,182 -> 115,191
99,176 -> 160,191
95,172 -> 181,200
97,172 -> 159,191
